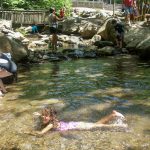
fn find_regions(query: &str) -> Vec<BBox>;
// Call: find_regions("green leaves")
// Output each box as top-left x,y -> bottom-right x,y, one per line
2,0 -> 72,11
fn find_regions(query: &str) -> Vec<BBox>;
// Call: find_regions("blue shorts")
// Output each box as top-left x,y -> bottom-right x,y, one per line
124,6 -> 133,15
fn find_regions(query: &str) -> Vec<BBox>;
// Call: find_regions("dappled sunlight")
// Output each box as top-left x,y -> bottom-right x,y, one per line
74,67 -> 87,74
103,62 -> 111,66
59,69 -> 70,75
88,87 -> 135,99
29,98 -> 64,106
86,73 -> 104,78
0,57 -> 150,149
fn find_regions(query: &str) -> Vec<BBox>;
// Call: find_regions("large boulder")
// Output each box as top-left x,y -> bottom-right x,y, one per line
89,34 -> 102,45
79,21 -> 99,39
136,36 -> 150,59
94,41 -> 114,48
61,18 -> 80,34
97,46 -> 116,56
0,33 -> 29,62
124,27 -> 150,59
0,19 -> 12,30
97,18 -> 116,42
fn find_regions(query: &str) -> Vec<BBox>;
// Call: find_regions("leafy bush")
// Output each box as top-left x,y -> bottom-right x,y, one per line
1,0 -> 72,12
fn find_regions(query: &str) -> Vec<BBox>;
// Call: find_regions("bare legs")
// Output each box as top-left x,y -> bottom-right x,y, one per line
116,39 -> 123,49
0,79 -> 7,93
96,110 -> 125,124
126,14 -> 131,25
0,79 -> 7,98
0,69 -> 12,95
51,34 -> 58,52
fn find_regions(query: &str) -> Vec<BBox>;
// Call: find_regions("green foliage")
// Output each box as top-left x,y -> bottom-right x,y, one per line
15,28 -> 27,36
1,0 -> 72,12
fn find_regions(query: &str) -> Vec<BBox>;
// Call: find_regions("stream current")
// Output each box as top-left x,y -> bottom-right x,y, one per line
0,55 -> 150,150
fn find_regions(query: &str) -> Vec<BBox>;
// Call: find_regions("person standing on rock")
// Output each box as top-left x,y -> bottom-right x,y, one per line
48,8 -> 63,52
122,0 -> 136,26
112,19 -> 124,49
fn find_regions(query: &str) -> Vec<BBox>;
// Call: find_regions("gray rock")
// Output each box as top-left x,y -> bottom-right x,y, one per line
0,34 -> 28,62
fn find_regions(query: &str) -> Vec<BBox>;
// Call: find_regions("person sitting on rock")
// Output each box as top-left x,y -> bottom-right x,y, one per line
0,68 -> 12,97
31,24 -> 39,34
0,52 -> 17,82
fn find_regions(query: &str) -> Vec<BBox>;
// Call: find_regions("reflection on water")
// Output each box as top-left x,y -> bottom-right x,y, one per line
51,62 -> 60,77
0,55 -> 150,149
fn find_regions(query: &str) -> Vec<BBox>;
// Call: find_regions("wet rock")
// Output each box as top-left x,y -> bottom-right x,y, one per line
124,27 -> 150,59
49,56 -> 61,61
94,41 -> 114,48
90,34 -> 101,44
97,46 -> 115,56
78,41 -> 87,48
84,50 -> 97,58
42,55 -> 50,60
97,18 -> 116,43
63,49 -> 84,58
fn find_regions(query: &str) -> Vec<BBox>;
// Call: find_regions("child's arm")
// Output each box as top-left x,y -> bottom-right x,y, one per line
38,123 -> 53,135
133,0 -> 137,7
55,15 -> 63,21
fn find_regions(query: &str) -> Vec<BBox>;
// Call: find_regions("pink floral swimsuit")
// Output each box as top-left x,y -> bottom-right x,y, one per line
56,121 -> 79,131
56,121 -> 95,131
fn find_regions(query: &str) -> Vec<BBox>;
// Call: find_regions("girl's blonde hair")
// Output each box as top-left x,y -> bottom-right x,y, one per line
33,105 -> 59,130
42,106 -> 59,128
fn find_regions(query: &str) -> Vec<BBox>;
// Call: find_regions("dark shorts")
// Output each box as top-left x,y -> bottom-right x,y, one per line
49,27 -> 57,34
116,32 -> 124,41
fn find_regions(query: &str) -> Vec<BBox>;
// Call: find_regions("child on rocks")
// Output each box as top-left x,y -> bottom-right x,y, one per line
112,19 -> 125,49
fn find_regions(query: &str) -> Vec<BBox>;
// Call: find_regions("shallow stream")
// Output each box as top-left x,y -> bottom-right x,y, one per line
0,55 -> 150,150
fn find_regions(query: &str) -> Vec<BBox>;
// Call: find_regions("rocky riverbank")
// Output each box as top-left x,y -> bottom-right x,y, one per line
0,8 -> 150,64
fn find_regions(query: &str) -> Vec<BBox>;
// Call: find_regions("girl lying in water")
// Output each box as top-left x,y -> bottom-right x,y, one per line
33,106 -> 127,135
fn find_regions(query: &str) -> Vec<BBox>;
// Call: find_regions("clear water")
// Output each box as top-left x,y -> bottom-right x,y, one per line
0,55 -> 150,150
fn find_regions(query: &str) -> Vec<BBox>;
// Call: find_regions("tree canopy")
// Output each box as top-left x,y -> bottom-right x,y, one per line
1,0 -> 72,11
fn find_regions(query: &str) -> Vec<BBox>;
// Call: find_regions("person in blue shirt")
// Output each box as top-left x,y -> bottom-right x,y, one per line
31,24 -> 39,34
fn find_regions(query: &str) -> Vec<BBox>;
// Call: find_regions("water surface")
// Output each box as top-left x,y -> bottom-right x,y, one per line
0,55 -> 150,149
